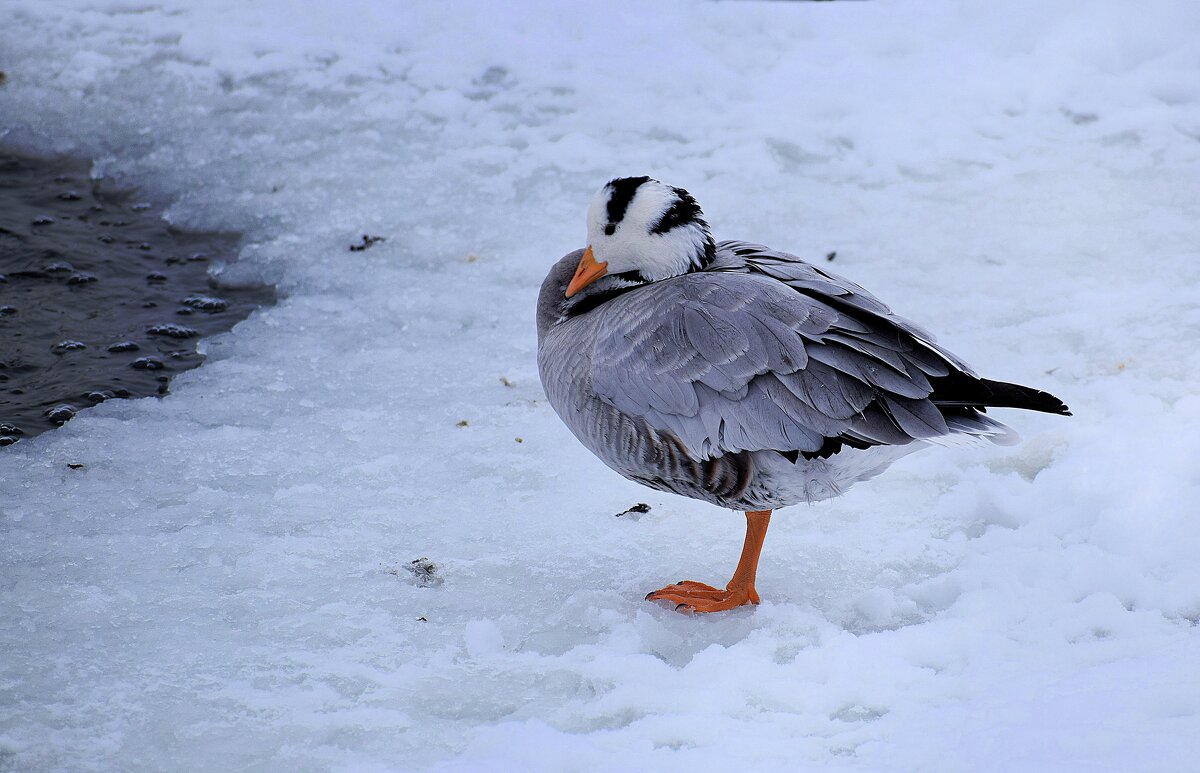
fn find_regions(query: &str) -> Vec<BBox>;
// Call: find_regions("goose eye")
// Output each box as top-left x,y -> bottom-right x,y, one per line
603,224 -> 616,236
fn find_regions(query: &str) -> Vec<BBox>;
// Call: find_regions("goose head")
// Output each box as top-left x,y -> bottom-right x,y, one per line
565,176 -> 716,298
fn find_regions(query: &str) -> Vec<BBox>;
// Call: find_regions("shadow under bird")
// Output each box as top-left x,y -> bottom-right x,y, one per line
536,177 -> 1070,613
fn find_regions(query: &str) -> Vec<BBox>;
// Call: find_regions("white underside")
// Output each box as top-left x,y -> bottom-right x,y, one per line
759,442 -> 928,506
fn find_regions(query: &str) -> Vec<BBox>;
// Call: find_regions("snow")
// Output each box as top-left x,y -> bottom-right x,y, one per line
2,0 -> 1200,770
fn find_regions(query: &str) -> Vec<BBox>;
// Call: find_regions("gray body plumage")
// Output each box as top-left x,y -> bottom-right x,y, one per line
537,241 -> 1030,511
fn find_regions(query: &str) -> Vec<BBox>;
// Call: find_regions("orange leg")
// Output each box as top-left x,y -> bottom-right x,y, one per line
646,510 -> 772,613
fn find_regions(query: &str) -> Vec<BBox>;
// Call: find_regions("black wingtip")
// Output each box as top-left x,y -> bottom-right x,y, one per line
1035,393 -> 1072,417
998,382 -> 1072,416
932,374 -> 1073,417
1033,391 -> 1072,417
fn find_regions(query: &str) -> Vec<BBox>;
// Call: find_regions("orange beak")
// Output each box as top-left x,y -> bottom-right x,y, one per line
565,246 -> 608,297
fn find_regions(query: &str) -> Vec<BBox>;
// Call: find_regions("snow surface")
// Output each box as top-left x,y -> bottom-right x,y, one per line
3,1 -> 1200,770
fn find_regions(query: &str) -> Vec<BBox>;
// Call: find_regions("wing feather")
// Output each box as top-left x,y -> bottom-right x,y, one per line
589,247 -> 985,460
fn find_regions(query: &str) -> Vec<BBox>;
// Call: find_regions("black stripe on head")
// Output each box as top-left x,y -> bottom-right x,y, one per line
651,186 -> 717,268
605,176 -> 651,224
650,186 -> 704,234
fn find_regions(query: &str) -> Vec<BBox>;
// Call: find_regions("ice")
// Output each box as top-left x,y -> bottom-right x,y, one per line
3,1 -> 1200,770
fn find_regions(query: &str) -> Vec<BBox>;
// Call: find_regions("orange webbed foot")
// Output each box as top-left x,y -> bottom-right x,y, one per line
645,581 -> 760,613
644,511 -> 772,615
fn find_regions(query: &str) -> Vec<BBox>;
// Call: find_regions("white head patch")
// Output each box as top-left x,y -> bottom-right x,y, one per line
585,177 -> 714,282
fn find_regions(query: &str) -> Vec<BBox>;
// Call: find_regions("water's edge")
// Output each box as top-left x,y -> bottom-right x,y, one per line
0,152 -> 275,444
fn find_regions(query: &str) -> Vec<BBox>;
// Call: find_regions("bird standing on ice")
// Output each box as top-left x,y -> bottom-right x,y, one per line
536,177 -> 1070,613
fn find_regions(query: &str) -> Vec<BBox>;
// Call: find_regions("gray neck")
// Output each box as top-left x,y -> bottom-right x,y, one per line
536,250 -> 585,343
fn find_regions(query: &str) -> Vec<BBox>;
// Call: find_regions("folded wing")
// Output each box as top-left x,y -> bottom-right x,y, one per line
590,244 -> 1041,461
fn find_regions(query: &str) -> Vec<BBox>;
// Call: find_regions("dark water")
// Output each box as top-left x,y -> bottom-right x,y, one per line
0,153 -> 274,445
